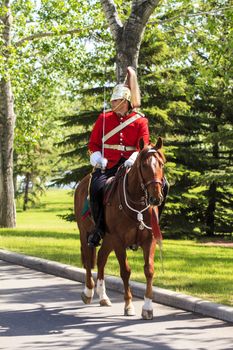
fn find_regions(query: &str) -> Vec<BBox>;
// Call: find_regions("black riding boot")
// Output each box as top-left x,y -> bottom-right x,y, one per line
88,200 -> 105,248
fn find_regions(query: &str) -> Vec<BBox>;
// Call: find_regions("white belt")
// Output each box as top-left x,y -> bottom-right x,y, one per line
104,144 -> 137,151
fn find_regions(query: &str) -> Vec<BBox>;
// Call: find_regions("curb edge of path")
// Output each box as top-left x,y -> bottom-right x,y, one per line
0,249 -> 232,323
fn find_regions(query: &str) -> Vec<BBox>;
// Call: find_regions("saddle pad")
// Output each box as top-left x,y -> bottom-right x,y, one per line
81,197 -> 91,220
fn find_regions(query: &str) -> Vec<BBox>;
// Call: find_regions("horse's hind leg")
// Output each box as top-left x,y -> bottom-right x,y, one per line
75,175 -> 96,304
141,238 -> 156,320
114,246 -> 135,316
96,237 -> 112,307
80,234 -> 96,304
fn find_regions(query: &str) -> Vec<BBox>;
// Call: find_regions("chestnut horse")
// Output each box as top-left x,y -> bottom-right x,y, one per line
74,137 -> 165,320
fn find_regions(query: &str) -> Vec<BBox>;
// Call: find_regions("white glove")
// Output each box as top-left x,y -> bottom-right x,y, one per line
90,151 -> 108,169
124,151 -> 139,167
90,151 -> 102,166
99,157 -> 108,169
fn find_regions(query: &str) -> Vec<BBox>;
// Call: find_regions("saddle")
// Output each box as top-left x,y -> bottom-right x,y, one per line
81,165 -> 126,221
103,165 -> 126,205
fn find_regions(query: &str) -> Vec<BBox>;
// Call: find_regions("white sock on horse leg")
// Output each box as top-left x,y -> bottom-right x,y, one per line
96,279 -> 108,300
84,286 -> 94,298
143,297 -> 153,311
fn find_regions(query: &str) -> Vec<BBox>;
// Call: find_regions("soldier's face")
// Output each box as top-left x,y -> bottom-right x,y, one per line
111,99 -> 129,115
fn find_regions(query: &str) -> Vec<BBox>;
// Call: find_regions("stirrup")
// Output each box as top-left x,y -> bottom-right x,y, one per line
127,244 -> 138,251
88,230 -> 103,248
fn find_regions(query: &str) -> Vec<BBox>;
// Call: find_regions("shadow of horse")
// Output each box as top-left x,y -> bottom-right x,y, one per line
74,138 -> 165,320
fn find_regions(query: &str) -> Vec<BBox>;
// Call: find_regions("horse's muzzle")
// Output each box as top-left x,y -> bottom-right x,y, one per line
149,195 -> 163,207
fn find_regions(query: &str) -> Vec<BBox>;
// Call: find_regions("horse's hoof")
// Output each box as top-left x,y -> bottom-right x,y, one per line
81,292 -> 92,304
124,305 -> 136,316
141,309 -> 153,320
100,298 -> 112,307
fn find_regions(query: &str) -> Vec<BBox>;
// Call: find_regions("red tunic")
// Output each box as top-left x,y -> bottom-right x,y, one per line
88,110 -> 149,169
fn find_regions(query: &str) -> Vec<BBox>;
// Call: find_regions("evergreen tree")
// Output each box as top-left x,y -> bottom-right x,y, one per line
55,0 -> 233,238
140,0 -> 233,237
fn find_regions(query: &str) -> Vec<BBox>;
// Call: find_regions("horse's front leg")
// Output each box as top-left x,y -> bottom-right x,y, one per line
81,265 -> 95,304
141,237 -> 156,320
114,245 -> 135,316
96,236 -> 113,306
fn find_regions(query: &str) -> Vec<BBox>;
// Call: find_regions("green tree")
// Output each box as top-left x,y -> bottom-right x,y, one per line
144,0 -> 233,237
0,0 -> 105,226
58,0 -> 233,238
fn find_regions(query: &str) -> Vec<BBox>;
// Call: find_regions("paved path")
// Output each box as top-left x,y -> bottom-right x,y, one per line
0,261 -> 232,350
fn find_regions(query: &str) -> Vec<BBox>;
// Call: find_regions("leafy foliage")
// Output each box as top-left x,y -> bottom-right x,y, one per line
56,1 -> 232,238
2,1 -> 232,235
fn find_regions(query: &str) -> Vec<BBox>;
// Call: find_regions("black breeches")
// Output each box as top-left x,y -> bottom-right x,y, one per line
89,159 -> 125,228
89,161 -> 124,202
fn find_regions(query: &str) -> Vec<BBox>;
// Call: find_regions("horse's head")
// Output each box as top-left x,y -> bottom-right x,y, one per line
137,137 -> 165,207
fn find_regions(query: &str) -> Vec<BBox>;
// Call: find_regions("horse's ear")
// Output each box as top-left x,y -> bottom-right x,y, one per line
139,138 -> 144,151
155,137 -> 163,150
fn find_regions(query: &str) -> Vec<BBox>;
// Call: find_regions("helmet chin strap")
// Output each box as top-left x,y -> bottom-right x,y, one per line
112,99 -> 125,111
112,99 -> 128,115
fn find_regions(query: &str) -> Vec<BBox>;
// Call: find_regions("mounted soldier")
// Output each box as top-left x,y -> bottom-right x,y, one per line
87,67 -> 168,247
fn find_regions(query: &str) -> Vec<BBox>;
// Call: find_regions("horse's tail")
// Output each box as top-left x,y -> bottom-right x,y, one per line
81,245 -> 96,270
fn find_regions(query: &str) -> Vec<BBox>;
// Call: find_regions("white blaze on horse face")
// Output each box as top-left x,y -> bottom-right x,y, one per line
145,155 -> 163,205
149,157 -> 160,183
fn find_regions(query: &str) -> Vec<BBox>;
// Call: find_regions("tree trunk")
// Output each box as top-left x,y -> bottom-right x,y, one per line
0,79 -> 16,227
0,2 -> 16,227
23,173 -> 31,211
205,181 -> 217,237
205,123 -> 219,237
100,0 -> 160,81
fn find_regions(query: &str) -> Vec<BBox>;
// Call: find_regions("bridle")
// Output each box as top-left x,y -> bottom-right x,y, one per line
122,149 -> 164,230
138,149 -> 164,196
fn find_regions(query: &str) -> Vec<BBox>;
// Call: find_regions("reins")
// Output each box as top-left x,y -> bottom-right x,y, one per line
123,169 -> 152,230
121,150 -> 163,231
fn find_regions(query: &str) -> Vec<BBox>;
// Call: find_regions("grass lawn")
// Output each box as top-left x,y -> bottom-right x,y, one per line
0,188 -> 232,306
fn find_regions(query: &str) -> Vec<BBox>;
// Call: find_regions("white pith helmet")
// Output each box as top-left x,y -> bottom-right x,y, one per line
110,84 -> 131,102
110,67 -> 141,108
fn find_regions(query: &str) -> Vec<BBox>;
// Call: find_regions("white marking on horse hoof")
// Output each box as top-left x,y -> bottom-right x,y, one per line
81,292 -> 92,304
124,305 -> 136,316
141,309 -> 153,320
99,298 -> 112,307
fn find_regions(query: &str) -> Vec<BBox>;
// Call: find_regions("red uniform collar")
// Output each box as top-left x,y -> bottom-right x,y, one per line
114,109 -> 135,120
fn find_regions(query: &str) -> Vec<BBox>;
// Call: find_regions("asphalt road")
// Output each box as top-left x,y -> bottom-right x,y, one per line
0,260 -> 232,350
